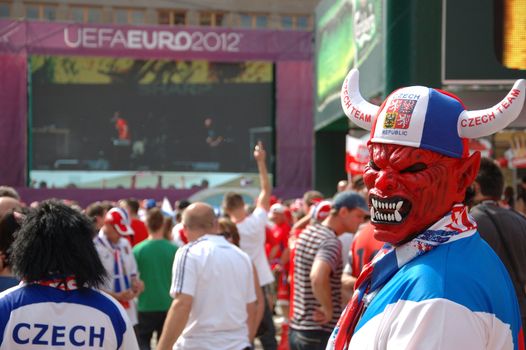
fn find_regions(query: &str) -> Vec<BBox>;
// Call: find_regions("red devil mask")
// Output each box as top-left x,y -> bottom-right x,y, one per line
363,143 -> 480,245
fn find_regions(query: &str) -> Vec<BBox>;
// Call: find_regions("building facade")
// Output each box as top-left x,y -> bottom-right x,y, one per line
0,0 -> 319,31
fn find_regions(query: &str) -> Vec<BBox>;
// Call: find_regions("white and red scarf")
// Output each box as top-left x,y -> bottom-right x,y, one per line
34,275 -> 79,291
328,204 -> 477,350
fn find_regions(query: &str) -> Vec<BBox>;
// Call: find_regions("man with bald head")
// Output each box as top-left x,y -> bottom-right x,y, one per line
157,203 -> 257,350
0,186 -> 20,200
0,197 -> 21,221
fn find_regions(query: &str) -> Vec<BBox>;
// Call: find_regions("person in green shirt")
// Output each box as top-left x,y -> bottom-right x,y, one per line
133,208 -> 178,350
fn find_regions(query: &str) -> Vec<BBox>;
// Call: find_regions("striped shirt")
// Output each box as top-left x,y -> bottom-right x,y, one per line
291,223 -> 342,332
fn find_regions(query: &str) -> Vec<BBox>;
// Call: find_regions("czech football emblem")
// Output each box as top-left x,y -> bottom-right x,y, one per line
383,98 -> 417,129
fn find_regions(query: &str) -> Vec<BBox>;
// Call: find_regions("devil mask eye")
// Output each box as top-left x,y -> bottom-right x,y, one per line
369,160 -> 380,171
400,162 -> 427,174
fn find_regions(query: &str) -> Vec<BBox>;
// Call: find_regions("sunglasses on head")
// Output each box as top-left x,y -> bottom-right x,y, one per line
219,232 -> 232,239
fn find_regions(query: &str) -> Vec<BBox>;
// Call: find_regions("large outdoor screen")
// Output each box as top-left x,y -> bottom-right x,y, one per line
499,0 -> 526,70
443,0 -> 526,83
29,55 -> 274,189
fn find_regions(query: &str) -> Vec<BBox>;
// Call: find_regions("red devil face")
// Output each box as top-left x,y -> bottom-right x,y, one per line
363,143 -> 479,245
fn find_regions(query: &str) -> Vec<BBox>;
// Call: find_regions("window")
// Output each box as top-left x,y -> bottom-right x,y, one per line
43,6 -> 55,20
71,7 -> 83,22
238,13 -> 270,29
281,15 -> 293,30
158,10 -> 170,25
113,8 -> 145,25
70,6 -> 102,23
240,14 -> 252,28
114,9 -> 127,24
255,15 -> 268,28
26,5 -> 39,19
199,11 -> 225,27
296,16 -> 309,30
199,12 -> 212,26
0,2 -> 10,18
158,9 -> 186,26
173,12 -> 186,25
87,8 -> 101,23
280,14 -> 312,31
130,10 -> 144,25
215,13 -> 225,26
25,3 -> 57,21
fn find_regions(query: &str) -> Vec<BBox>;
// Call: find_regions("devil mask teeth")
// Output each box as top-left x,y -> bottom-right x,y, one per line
370,196 -> 411,224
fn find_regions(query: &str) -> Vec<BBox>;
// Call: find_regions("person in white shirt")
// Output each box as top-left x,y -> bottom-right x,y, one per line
222,141 -> 277,349
94,207 -> 144,326
157,203 -> 257,350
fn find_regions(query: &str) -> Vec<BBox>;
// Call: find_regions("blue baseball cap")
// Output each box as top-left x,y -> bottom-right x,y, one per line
145,199 -> 156,210
332,191 -> 369,213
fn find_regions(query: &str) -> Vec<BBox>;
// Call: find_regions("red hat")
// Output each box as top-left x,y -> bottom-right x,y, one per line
312,200 -> 332,222
342,68 -> 526,159
105,207 -> 134,236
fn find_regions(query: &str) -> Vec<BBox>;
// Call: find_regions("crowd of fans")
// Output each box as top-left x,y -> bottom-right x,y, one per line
0,145 -> 525,349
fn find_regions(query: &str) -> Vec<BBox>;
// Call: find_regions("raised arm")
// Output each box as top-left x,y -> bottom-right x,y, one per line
254,141 -> 271,211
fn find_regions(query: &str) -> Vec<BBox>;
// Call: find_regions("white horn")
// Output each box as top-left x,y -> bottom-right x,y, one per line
340,68 -> 379,131
458,79 -> 526,138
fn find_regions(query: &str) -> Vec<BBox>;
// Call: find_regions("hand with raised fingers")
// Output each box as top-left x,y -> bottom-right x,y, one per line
253,141 -> 266,163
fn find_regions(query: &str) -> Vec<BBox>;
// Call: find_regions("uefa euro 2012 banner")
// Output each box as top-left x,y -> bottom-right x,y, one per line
0,19 -> 312,61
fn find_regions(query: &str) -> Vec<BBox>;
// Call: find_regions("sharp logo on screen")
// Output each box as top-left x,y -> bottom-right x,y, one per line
64,28 -> 242,52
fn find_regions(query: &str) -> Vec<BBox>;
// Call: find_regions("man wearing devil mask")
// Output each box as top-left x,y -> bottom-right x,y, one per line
327,69 -> 525,350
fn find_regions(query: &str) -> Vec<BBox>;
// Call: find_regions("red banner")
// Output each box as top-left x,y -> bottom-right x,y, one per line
346,135 -> 369,175
468,138 -> 492,158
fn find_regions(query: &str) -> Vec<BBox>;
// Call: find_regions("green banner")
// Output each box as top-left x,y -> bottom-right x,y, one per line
314,0 -> 384,130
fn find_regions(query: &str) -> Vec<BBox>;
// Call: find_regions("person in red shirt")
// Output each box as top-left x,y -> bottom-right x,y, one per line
341,222 -> 384,304
267,203 -> 291,319
120,198 -> 149,246
112,111 -> 130,141
265,203 -> 292,350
